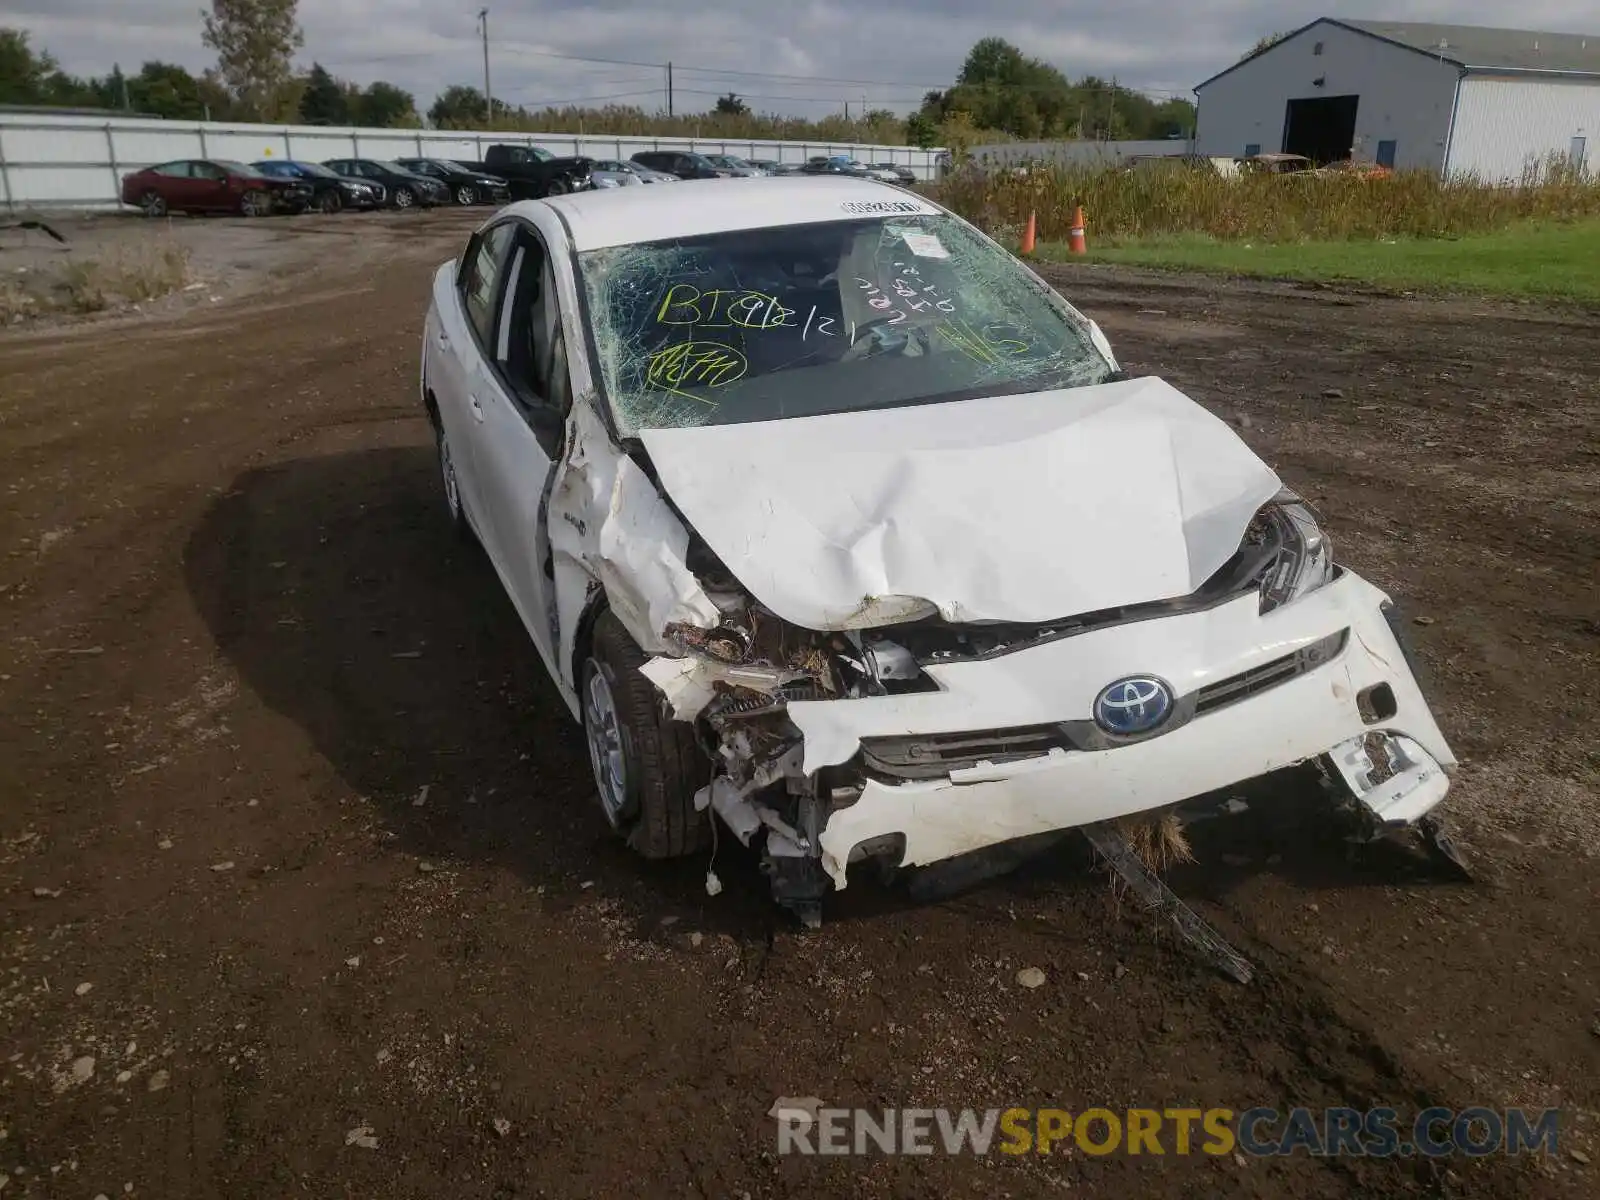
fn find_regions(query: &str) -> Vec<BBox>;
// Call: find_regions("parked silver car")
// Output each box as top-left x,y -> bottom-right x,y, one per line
704,154 -> 765,177
593,159 -> 676,185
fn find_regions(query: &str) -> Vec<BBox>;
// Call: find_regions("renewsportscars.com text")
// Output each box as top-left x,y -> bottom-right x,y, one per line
774,1106 -> 1560,1158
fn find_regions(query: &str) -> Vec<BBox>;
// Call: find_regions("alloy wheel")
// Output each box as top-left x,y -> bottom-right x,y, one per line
456,185 -> 475,205
582,660 -> 629,828
439,428 -> 462,521
394,187 -> 414,209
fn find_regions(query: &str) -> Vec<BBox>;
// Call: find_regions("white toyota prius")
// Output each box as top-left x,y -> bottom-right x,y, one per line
420,176 -> 1458,929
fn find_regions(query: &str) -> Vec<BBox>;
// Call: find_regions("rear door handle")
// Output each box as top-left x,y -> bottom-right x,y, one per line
436,329 -> 451,350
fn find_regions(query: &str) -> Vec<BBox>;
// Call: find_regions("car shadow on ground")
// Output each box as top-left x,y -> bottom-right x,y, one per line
181,444 -> 787,938
181,444 -> 1468,948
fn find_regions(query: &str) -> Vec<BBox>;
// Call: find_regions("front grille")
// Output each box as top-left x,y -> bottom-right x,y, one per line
1194,629 -> 1348,717
856,629 -> 1348,782
860,725 -> 1070,780
1194,653 -> 1303,714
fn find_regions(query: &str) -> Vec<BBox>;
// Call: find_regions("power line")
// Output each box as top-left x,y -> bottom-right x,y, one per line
507,87 -> 666,108
674,87 -> 916,106
327,39 -> 1191,101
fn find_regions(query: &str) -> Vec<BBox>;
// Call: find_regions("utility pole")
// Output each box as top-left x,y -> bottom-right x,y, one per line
478,8 -> 493,125
666,61 -> 673,116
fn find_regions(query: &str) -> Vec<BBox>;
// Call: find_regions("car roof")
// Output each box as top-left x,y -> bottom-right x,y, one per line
537,176 -> 940,250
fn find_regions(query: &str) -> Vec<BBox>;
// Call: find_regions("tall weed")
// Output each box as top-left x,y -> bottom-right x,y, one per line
935,154 -> 1600,243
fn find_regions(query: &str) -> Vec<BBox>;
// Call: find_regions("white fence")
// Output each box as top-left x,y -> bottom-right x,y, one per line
0,113 -> 948,211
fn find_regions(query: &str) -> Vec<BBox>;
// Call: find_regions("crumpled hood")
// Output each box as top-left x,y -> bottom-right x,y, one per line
636,376 -> 1283,631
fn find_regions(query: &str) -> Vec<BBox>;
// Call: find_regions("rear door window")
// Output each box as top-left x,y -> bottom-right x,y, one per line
461,223 -> 520,350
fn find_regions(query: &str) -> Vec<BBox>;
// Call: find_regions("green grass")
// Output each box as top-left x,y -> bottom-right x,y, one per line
1034,220 -> 1600,303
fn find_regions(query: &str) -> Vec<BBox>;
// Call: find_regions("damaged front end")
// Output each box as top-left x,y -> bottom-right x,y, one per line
637,542 -> 945,927
546,383 -> 1458,936
626,497 -> 1460,932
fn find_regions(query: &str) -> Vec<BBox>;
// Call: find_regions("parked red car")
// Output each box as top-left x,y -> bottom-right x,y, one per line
119,159 -> 313,217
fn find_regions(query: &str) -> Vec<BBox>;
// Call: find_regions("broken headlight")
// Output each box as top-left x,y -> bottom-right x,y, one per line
1254,490 -> 1334,613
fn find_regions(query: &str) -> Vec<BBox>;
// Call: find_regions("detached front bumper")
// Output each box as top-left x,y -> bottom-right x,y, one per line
781,570 -> 1454,889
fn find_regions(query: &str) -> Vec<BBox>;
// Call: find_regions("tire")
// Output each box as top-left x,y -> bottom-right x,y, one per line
240,189 -> 272,217
393,186 -> 415,210
544,177 -> 570,197
139,190 -> 167,218
435,422 -> 473,543
583,611 -> 710,860
318,189 -> 344,214
455,185 -> 476,206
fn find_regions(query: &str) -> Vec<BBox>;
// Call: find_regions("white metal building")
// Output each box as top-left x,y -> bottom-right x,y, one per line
1194,18 -> 1599,179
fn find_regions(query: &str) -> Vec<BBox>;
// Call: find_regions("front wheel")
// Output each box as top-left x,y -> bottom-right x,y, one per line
583,611 -> 710,859
318,189 -> 344,214
139,190 -> 168,218
544,177 -> 570,196
393,186 -> 415,210
240,189 -> 272,217
455,185 -> 476,206
436,424 -> 473,543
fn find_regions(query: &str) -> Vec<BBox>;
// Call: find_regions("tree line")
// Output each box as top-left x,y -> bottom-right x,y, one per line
0,23 -> 420,127
907,37 -> 1196,150
3,2 -> 1201,149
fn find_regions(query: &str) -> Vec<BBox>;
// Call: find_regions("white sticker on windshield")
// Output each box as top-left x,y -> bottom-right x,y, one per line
898,230 -> 949,259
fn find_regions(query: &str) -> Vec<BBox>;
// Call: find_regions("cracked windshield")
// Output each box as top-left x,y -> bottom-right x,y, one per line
578,214 -> 1116,434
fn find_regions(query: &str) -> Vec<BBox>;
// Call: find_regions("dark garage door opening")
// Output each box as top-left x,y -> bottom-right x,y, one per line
1283,95 -> 1359,163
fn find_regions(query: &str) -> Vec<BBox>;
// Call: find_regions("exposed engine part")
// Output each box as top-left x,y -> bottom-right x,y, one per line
666,618 -> 752,663
861,532 -> 1285,667
863,637 -> 919,683
833,632 -> 938,697
705,680 -> 832,721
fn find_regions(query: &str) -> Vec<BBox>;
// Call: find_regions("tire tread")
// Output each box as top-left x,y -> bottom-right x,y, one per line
592,611 -> 709,859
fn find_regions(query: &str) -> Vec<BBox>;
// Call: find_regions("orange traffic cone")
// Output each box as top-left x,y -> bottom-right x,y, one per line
1067,205 -> 1087,255
1020,210 -> 1037,256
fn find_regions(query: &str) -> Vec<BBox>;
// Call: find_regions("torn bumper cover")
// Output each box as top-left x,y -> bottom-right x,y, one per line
664,568 -> 1455,894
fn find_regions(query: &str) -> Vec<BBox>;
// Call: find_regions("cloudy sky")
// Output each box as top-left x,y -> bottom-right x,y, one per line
13,0 -> 1600,116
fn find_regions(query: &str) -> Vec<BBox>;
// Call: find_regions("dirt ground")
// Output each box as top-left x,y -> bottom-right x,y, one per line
1,209 -> 417,327
1,209 -> 1596,1199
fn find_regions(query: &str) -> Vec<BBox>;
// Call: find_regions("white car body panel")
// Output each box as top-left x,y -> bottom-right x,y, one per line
542,178 -> 940,250
420,177 -> 1458,910
548,401 -> 721,676
637,377 -> 1283,632
427,264 -> 493,529
809,573 -> 1454,886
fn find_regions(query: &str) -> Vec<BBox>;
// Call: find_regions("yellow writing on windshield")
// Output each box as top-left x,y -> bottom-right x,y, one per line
937,319 -> 1031,364
645,341 -> 747,402
656,284 -> 794,329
